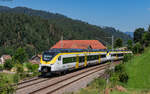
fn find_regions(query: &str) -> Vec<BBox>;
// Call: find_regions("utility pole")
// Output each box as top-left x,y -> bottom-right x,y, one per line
104,35 -> 114,92
105,35 -> 114,50
61,35 -> 63,48
112,35 -> 114,50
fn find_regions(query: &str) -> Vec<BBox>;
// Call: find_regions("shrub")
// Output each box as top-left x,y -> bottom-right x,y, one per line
119,72 -> 129,83
13,73 -> 20,83
0,65 -> 3,71
0,74 -> 15,94
4,59 -> 13,70
88,78 -> 106,90
127,40 -> 133,50
31,64 -> 39,72
123,54 -> 133,62
26,63 -> 38,72
132,42 -> 144,54
16,64 -> 28,79
110,73 -> 119,85
16,64 -> 24,73
12,48 -> 28,64
114,64 -> 125,73
110,64 -> 129,84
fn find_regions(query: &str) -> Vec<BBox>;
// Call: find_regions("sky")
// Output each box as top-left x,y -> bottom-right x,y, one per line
0,0 -> 150,32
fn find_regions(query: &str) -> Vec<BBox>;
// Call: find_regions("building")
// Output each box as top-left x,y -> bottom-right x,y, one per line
29,54 -> 42,64
0,55 -> 11,64
51,40 -> 106,49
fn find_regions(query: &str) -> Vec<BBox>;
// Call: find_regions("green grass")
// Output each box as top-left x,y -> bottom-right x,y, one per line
125,47 -> 150,89
0,73 -> 15,83
0,64 -> 3,70
74,78 -> 106,94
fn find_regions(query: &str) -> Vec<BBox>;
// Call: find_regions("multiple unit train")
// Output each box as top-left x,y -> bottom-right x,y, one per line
38,49 -> 132,75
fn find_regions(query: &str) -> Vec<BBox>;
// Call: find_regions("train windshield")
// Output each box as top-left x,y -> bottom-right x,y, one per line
42,52 -> 56,61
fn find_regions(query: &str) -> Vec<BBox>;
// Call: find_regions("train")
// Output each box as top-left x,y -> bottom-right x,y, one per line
38,48 -> 132,75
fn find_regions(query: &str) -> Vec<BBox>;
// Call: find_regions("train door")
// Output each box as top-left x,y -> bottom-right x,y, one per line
84,55 -> 87,67
79,56 -> 85,67
75,55 -> 79,69
57,55 -> 63,70
99,54 -> 101,63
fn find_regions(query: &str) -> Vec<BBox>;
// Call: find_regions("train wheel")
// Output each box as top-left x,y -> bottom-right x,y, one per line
61,70 -> 68,75
41,72 -> 51,77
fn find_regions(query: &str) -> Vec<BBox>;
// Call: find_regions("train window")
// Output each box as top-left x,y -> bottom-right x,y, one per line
42,52 -> 56,61
79,56 -> 85,62
91,56 -> 94,60
58,56 -> 61,61
95,55 -> 99,59
87,56 -> 91,61
111,54 -> 116,56
63,57 -> 77,64
87,55 -> 99,61
87,55 -> 93,61
117,54 -> 123,57
101,54 -> 106,58
72,57 -> 76,62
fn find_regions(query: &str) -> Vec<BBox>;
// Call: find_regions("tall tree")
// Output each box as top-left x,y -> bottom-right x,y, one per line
132,42 -> 143,54
142,32 -> 150,47
133,28 -> 145,43
148,25 -> 150,32
115,38 -> 123,48
127,40 -> 133,50
12,48 -> 28,64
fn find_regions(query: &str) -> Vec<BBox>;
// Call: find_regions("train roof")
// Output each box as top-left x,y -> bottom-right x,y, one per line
44,48 -> 130,53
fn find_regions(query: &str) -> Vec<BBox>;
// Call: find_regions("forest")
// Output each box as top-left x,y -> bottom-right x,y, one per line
0,6 -> 132,58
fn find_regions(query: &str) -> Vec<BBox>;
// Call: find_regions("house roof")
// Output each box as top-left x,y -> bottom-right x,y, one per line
31,54 -> 42,60
1,55 -> 11,60
51,40 -> 106,49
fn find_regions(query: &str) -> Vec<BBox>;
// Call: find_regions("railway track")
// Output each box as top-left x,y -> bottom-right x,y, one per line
32,64 -> 108,94
18,76 -> 40,85
16,63 -> 111,94
17,77 -> 49,90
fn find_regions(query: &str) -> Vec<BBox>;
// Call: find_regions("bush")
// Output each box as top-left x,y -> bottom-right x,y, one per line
16,64 -> 28,79
123,54 -> 133,62
110,73 -> 119,85
26,63 -> 38,72
119,72 -> 129,83
31,64 -> 39,72
127,40 -> 133,50
13,73 -> 20,83
115,64 -> 125,73
110,64 -> 129,84
0,65 -> 3,71
13,48 -> 28,64
132,42 -> 144,54
26,62 -> 32,71
88,78 -> 106,90
0,74 -> 15,94
4,59 -> 14,70
16,64 -> 24,73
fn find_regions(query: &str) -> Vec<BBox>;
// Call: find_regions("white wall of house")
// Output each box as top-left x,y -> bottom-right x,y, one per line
0,57 -> 4,64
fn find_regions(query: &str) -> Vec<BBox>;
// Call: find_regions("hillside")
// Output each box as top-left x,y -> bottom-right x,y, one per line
111,48 -> 150,94
124,32 -> 133,38
125,48 -> 150,89
75,48 -> 150,94
0,6 -> 132,58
